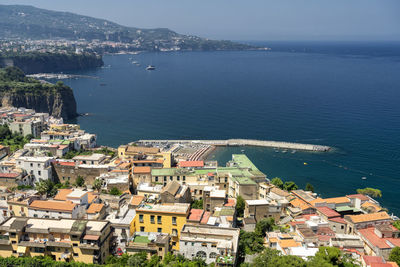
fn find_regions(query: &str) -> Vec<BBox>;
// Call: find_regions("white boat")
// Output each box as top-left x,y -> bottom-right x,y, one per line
146,65 -> 156,70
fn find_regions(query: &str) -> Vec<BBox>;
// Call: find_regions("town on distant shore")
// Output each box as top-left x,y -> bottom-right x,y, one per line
0,106 -> 398,267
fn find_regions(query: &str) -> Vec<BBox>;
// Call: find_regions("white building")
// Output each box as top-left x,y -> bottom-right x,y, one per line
16,156 -> 54,185
28,200 -> 79,219
179,224 -> 240,265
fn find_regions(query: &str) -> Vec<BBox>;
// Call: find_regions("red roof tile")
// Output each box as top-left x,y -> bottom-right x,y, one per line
317,206 -> 341,218
224,198 -> 236,207
328,217 -> 347,224
178,161 -> 204,168
359,227 -> 400,249
363,255 -> 384,265
0,173 -> 19,178
188,209 -> 204,222
347,194 -> 370,201
200,211 -> 211,224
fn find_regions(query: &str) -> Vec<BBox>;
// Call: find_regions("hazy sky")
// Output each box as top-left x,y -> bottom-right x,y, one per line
2,0 -> 400,41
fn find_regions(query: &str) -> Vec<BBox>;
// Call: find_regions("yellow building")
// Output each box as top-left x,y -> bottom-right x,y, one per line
7,197 -> 32,217
135,203 -> 190,250
118,145 -> 172,168
0,217 -> 112,264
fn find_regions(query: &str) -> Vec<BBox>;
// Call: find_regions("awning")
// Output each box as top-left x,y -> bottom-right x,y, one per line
83,235 -> 100,241
17,246 -> 27,254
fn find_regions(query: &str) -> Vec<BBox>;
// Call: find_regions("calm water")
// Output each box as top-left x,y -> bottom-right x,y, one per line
60,42 -> 400,215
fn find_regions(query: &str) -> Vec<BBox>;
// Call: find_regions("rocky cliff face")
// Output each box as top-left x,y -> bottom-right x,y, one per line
0,87 -> 78,120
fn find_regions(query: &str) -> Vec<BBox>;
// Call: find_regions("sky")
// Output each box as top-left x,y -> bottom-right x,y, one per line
2,0 -> 400,41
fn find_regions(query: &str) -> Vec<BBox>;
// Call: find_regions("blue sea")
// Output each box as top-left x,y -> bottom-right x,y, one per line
59,41 -> 400,215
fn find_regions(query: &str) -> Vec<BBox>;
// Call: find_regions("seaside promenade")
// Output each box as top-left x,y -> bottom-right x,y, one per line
137,139 -> 331,152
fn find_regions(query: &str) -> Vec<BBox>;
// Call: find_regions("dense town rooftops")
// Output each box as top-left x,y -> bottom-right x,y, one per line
130,195 -> 145,206
358,227 -> 400,249
72,153 -> 105,161
311,196 -> 351,205
125,145 -> 160,154
54,189 -> 73,200
345,212 -> 391,224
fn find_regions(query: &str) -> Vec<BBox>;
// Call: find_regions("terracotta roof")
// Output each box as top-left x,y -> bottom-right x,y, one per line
278,239 -> 301,248
316,206 -> 341,218
347,194 -> 370,201
290,198 -> 313,211
57,161 -> 75,167
133,166 -> 151,174
363,255 -> 384,265
83,235 -> 100,241
328,217 -> 347,224
0,173 -> 19,178
178,161 -> 204,168
224,198 -> 236,207
271,187 -> 290,197
359,227 -> 400,249
130,195 -> 144,206
87,192 -> 98,203
29,200 -> 76,212
132,160 -> 163,164
54,189 -> 73,201
188,209 -> 204,222
200,211 -> 211,224
87,203 -> 104,214
361,201 -> 382,212
345,212 -> 391,224
311,196 -> 350,205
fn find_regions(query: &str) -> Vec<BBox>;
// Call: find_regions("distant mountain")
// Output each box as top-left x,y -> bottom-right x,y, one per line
0,5 -> 255,51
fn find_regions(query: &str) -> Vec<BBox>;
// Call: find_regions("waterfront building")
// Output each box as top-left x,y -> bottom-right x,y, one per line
344,212 -> 392,234
179,224 -> 240,265
9,117 -> 44,137
203,186 -> 226,212
134,203 -> 190,250
358,224 -> 400,260
228,176 -> 258,200
118,145 -> 172,168
0,217 -> 112,264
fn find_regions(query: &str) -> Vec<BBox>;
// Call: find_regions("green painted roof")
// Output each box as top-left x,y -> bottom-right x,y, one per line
231,176 -> 257,185
133,236 -> 150,244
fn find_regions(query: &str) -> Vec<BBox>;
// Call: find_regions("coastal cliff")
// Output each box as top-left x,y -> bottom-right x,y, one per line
0,67 -> 78,119
0,52 -> 103,74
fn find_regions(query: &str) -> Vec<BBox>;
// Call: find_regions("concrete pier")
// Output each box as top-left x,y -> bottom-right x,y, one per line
136,139 -> 331,152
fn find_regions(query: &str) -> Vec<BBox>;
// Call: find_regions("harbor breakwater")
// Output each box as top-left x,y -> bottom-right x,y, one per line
137,139 -> 331,152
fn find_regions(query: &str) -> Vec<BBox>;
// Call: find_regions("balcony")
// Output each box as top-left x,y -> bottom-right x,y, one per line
79,242 -> 100,250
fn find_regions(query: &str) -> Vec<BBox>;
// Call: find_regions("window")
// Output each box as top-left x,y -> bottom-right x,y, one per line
170,176 -> 173,181
30,163 -> 33,167
34,214 -> 38,218
172,217 -> 177,225
150,215 -> 155,223
11,241 -> 16,244
157,228 -> 162,233
157,216 -> 162,224
155,177 -> 158,182
209,252 -> 218,258
172,242 -> 176,246
196,251 -> 207,258
38,171 -> 41,176
73,253 -> 78,257
73,243 -> 78,247
192,242 -> 194,246
341,225 -> 344,229
183,176 -> 186,181
177,176 -> 180,181
163,177 -> 167,182
201,243 -> 207,247
172,229 -> 178,236
140,226 -> 145,232
139,214 -> 144,223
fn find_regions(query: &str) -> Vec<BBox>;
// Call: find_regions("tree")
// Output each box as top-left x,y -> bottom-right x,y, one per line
255,218 -> 275,237
75,175 -> 85,187
389,247 -> 400,266
357,187 -> 382,198
309,246 -> 358,267
253,248 -> 282,267
394,221 -> 400,231
191,199 -> 203,209
238,230 -> 265,257
271,177 -> 284,189
93,178 -> 102,192
127,252 -> 147,267
35,180 -> 57,197
109,187 -> 122,196
305,183 -> 314,192
283,181 -> 298,191
236,195 -> 245,217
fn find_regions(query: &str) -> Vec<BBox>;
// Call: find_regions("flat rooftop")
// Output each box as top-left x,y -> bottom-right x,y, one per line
136,203 -> 190,214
